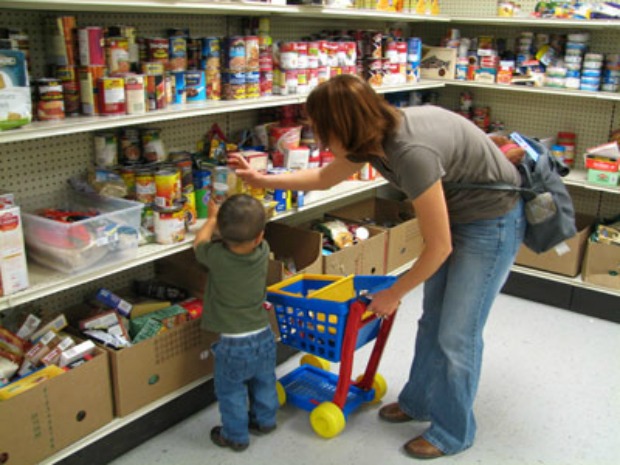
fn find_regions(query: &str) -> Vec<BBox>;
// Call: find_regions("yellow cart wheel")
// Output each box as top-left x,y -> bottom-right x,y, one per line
309,402 -> 346,438
276,381 -> 286,407
355,372 -> 388,404
300,354 -> 331,371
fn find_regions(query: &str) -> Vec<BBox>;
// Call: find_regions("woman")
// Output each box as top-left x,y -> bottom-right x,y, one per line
228,74 -> 525,459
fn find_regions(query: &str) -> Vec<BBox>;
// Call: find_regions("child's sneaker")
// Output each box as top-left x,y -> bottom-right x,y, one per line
210,426 -> 249,451
248,421 -> 277,435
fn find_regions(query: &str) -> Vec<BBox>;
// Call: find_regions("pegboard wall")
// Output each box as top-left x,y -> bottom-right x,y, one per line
438,0 -> 540,16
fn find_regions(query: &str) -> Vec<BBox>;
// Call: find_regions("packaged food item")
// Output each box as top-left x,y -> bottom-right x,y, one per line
0,49 -> 31,130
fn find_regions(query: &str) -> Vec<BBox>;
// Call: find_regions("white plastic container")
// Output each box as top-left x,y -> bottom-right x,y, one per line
22,193 -> 143,274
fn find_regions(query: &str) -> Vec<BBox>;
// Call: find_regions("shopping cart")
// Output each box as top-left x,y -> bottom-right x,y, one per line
267,274 -> 397,438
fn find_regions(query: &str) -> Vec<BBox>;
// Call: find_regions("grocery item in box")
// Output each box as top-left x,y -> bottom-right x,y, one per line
0,205 -> 29,296
0,50 -> 32,131
0,364 -> 65,400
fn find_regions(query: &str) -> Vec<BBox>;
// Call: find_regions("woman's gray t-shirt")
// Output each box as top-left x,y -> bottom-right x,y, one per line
373,105 -> 521,224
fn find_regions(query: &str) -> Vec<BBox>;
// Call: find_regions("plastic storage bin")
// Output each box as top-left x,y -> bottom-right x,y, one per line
267,274 -> 395,362
22,193 -> 143,273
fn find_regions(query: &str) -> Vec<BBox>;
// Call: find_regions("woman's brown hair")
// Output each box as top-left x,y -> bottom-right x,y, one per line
305,74 -> 402,162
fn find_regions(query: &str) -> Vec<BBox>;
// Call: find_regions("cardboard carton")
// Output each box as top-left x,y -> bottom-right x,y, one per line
326,198 -> 423,273
0,348 -> 113,465
515,215 -> 594,277
582,239 -> 620,290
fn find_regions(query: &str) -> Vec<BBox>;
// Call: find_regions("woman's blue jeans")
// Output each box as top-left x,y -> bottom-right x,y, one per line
398,200 -> 525,455
212,326 -> 278,445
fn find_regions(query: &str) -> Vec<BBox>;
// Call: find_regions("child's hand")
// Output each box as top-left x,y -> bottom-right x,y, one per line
207,198 -> 219,221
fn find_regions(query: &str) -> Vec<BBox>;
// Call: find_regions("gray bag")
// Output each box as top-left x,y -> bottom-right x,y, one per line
445,136 -> 577,254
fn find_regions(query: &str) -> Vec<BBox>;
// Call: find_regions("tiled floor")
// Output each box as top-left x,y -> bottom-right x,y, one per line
109,286 -> 620,465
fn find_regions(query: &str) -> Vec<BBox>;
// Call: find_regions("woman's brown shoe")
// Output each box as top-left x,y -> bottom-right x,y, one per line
403,436 -> 445,459
378,402 -> 414,423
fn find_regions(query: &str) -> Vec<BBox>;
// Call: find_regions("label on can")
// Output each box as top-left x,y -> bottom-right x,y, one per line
185,70 -> 206,102
94,132 -> 118,167
124,74 -> 146,115
106,37 -> 130,74
154,205 -> 186,244
98,77 -> 126,115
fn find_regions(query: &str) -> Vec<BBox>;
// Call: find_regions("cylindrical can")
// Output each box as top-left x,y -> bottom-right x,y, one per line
78,26 -> 105,66
55,65 -> 81,116
94,131 -> 118,167
153,204 -> 186,244
246,70 -> 260,98
202,37 -> 221,59
148,37 -> 170,66
98,76 -> 126,115
78,65 -> 106,115
119,165 -> 137,199
119,128 -> 142,164
105,37 -> 130,74
187,37 -> 202,69
37,78 -> 65,121
206,72 -> 221,100
123,74 -> 146,115
154,168 -> 181,208
172,153 -> 194,187
225,36 -> 246,72
145,73 -> 166,110
193,168 -> 212,219
182,187 -> 197,225
168,36 -> 187,72
366,58 -> 383,87
135,168 -> 156,204
142,61 -> 166,76
259,70 -> 273,97
141,128 -> 167,163
280,42 -> 298,70
245,35 -> 259,70
223,71 -> 246,100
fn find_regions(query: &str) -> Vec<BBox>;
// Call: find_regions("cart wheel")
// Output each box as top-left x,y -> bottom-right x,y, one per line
355,373 -> 388,404
300,354 -> 330,371
276,381 -> 286,407
309,402 -> 346,439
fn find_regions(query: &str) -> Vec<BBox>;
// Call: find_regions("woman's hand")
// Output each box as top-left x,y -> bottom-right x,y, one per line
228,152 -> 265,188
367,287 -> 401,318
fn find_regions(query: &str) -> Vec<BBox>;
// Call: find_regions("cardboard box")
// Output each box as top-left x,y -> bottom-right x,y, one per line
515,215 -> 594,277
107,318 -> 216,417
265,221 -> 323,277
0,347 -> 113,465
326,198 -> 423,273
582,239 -> 620,290
420,45 -> 456,80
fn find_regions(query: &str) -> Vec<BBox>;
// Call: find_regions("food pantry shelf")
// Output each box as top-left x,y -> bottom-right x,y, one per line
0,178 -> 386,312
0,83 -> 445,145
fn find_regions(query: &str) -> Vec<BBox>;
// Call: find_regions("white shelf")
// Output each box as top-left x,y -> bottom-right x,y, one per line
0,178 -> 386,312
439,79 -> 620,101
450,15 -> 620,29
0,83 -> 445,145
564,170 -> 620,194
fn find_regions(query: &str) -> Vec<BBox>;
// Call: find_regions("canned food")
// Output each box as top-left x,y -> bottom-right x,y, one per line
148,37 -> 170,65
171,71 -> 186,104
123,74 -> 146,115
119,128 -> 142,164
37,78 -> 65,121
55,65 -> 80,116
98,76 -> 126,115
225,36 -> 246,72
105,37 -> 130,74
153,204 -> 186,244
202,37 -> 221,59
155,168 -> 181,207
245,35 -> 259,70
94,132 -> 118,167
119,165 -> 137,199
185,70 -> 206,102
168,36 -> 187,72
145,73 -> 166,110
135,168 -> 156,204
141,128 -> 167,163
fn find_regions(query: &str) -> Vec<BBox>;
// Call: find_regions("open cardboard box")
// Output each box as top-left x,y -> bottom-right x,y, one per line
0,347 -> 113,465
515,214 -> 595,277
582,238 -> 620,290
326,197 -> 423,273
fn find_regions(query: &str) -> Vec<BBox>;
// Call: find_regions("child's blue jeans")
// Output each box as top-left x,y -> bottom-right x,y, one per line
212,326 -> 278,445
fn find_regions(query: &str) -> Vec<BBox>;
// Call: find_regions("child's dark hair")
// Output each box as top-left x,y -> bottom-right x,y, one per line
217,194 -> 266,244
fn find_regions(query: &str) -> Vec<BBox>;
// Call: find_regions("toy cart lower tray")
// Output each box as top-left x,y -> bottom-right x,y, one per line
279,364 -> 375,418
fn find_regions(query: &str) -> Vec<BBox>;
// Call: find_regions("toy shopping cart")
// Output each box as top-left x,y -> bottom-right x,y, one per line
267,274 -> 397,438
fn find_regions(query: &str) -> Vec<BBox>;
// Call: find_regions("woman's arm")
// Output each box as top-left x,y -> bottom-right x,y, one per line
368,180 -> 453,317
228,152 -> 361,191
